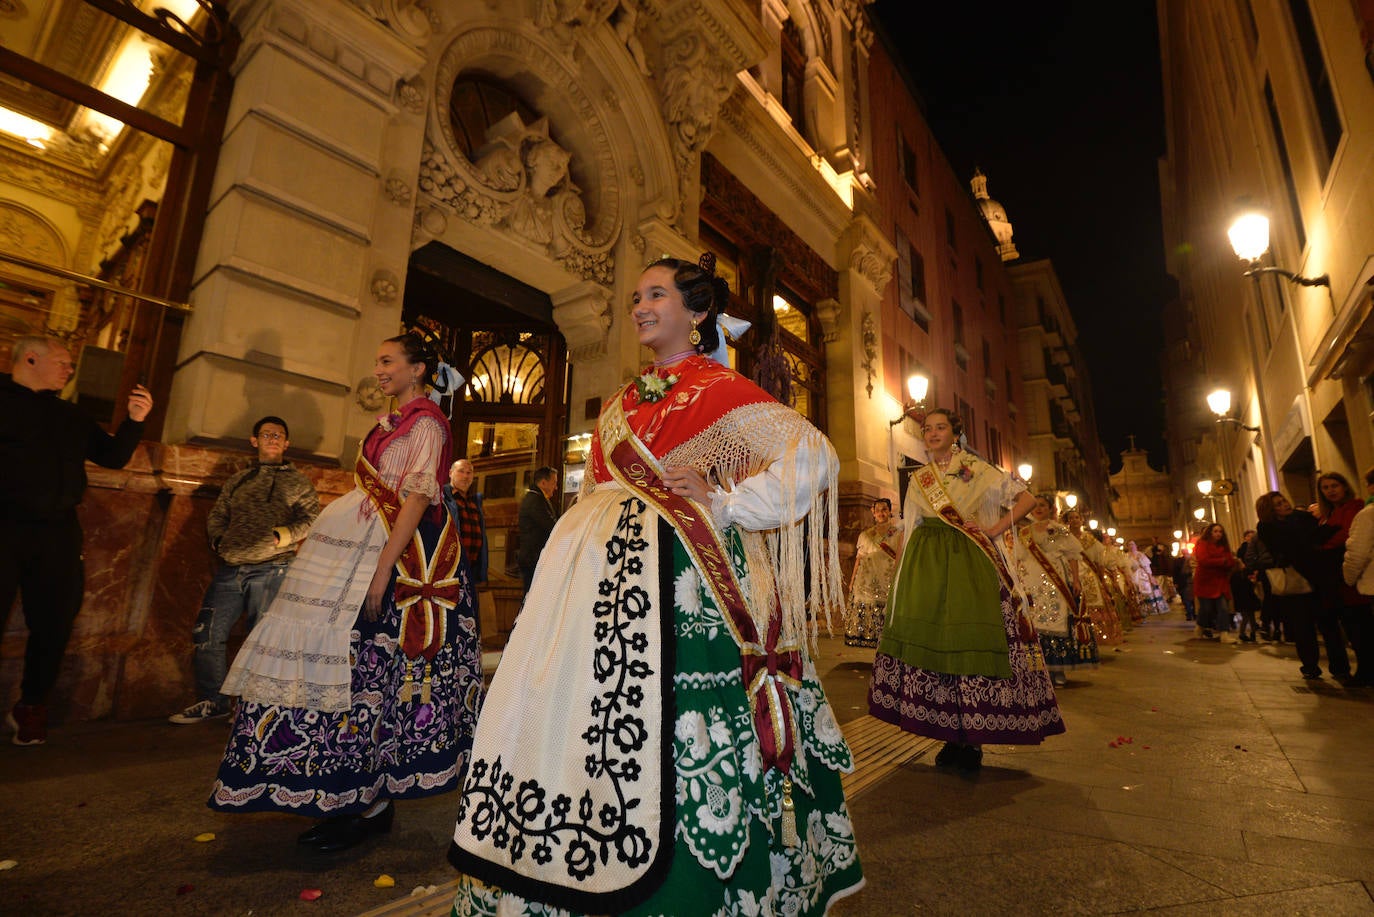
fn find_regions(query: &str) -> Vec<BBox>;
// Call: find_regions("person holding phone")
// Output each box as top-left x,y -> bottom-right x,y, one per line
1,335 -> 152,745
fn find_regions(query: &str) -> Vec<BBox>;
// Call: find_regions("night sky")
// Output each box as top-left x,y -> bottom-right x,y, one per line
868,1 -> 1177,472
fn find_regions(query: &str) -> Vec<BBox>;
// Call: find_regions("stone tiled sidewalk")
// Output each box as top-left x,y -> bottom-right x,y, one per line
2,606 -> 1371,915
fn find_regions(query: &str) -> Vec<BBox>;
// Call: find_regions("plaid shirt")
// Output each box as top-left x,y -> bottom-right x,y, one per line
448,487 -> 484,571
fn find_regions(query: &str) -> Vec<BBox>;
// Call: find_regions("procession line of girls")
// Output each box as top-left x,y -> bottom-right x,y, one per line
205,255 -> 865,915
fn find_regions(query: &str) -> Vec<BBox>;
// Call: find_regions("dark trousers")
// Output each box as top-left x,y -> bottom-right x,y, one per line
1340,603 -> 1373,678
192,561 -> 289,705
0,514 -> 86,704
1275,594 -> 1350,677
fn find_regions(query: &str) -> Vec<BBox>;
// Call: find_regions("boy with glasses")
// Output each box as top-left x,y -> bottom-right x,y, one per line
169,416 -> 320,723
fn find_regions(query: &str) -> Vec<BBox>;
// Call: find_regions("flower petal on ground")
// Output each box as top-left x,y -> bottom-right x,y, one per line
374,875 -> 395,888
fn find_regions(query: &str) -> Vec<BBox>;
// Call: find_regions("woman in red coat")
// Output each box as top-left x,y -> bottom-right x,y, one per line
1193,523 -> 1237,640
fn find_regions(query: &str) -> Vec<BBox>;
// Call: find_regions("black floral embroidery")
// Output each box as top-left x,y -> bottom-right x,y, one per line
455,496 -> 656,882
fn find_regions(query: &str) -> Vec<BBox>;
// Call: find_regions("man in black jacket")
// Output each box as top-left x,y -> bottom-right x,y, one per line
1,335 -> 152,745
517,466 -> 559,593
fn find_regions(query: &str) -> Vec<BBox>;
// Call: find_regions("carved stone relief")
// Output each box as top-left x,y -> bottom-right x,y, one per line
659,31 -> 737,191
424,27 -> 622,287
355,375 -> 386,412
384,171 -> 413,205
398,76 -> 427,114
0,201 -> 66,267
370,268 -> 400,304
348,0 -> 435,44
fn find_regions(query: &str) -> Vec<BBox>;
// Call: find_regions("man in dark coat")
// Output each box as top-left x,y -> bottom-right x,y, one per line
1,335 -> 152,745
517,466 -> 559,593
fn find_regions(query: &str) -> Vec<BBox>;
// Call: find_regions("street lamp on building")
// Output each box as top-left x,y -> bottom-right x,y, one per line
1089,519 -> 1099,531
1106,527 -> 1116,538
1226,210 -> 1330,292
1206,388 -> 1259,433
890,373 -> 930,427
1197,479 -> 1217,522
1064,493 -> 1078,510
1017,462 -> 1032,482
1193,507 -> 1207,522
1172,529 -> 1183,541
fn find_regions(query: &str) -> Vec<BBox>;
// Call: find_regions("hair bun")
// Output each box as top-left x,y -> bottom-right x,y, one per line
698,252 -> 717,276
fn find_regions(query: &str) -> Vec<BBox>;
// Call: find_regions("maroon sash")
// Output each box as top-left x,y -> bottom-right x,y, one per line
599,394 -> 801,776
355,455 -> 464,665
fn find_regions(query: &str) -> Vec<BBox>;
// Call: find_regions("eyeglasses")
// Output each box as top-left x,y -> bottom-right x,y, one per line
257,432 -> 287,441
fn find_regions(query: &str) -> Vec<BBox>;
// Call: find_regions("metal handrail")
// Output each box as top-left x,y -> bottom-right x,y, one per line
0,251 -> 193,313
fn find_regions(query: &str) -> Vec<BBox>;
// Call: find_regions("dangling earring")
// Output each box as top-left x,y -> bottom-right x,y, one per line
688,324 -> 701,346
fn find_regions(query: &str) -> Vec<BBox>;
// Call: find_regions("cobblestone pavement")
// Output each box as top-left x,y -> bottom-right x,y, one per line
2,604 -> 1372,916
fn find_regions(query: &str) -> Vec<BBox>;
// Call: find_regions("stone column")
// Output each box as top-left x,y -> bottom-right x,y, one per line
832,211 -> 896,494
164,0 -> 427,459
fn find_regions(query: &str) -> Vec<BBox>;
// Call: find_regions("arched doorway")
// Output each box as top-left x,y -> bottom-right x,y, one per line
404,242 -> 567,639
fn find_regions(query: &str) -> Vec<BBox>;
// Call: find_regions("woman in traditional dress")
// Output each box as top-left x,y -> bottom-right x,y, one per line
1105,538 -> 1144,625
210,332 -> 483,852
1063,512 -> 1123,647
1127,540 -> 1169,616
1014,494 -> 1098,686
846,497 -> 903,647
868,409 -> 1059,774
448,255 -> 863,916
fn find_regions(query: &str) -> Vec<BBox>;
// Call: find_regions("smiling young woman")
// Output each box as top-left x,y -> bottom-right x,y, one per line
869,407 -> 1055,773
449,254 -> 864,916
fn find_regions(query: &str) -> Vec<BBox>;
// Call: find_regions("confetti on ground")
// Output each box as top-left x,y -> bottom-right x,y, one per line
0,860 -> 16,871
411,885 -> 439,897
1143,745 -> 1151,750
1151,706 -> 1158,712
300,888 -> 323,901
193,832 -> 216,843
1164,650 -> 1175,655
374,875 -> 395,888
176,885 -> 194,896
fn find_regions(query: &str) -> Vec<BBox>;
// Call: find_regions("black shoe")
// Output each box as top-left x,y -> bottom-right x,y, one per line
297,814 -> 349,846
311,801 -> 394,853
957,745 -> 983,773
935,742 -> 961,767
1333,672 -> 1355,686
1301,670 -> 1323,680
1202,630 -> 1216,640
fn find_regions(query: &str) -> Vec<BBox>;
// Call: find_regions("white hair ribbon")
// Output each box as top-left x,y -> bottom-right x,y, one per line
709,313 -> 752,366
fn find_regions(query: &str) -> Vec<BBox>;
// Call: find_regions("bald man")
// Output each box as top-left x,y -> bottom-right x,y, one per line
442,459 -> 488,585
1,335 -> 152,745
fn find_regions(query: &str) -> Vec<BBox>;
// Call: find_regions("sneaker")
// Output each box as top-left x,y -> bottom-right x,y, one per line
7,702 -> 47,746
168,700 -> 230,724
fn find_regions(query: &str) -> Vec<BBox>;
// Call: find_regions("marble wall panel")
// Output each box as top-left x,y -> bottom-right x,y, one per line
1,444 -> 355,724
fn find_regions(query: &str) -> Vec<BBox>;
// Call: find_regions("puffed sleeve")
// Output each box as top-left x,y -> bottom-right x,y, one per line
396,416 -> 445,504
999,468 -> 1029,506
709,430 -> 837,532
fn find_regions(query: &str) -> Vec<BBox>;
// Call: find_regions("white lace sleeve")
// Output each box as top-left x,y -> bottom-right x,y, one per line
709,431 -> 837,531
